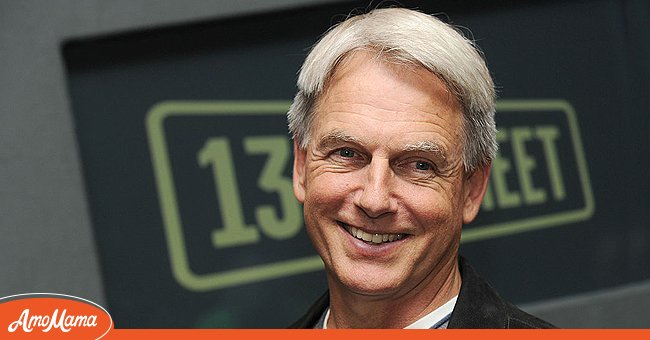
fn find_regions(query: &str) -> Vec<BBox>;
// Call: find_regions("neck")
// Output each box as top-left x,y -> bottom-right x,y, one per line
326,259 -> 461,329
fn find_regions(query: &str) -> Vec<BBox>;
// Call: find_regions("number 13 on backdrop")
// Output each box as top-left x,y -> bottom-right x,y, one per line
146,101 -> 323,292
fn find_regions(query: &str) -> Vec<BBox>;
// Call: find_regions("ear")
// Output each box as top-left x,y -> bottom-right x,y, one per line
292,140 -> 307,203
462,163 -> 491,224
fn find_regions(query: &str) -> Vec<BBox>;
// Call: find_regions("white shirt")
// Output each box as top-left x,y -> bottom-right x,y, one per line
322,295 -> 458,329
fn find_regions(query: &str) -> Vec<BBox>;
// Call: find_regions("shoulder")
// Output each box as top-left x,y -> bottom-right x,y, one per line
448,256 -> 556,329
502,300 -> 557,328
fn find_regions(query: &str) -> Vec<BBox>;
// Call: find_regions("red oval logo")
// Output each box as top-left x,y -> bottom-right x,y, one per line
0,293 -> 113,339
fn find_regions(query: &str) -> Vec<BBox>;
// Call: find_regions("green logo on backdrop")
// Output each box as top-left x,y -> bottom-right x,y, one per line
463,100 -> 595,242
146,100 -> 594,291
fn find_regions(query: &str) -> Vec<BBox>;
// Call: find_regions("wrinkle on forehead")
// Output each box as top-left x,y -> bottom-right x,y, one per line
316,52 -> 462,126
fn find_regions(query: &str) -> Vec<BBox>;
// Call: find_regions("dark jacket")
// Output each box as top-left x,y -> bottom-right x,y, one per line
290,256 -> 555,328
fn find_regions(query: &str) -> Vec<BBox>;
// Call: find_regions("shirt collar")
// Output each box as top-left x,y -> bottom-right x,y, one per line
321,295 -> 458,329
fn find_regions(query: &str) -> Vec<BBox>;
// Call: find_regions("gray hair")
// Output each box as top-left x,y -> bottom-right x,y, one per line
287,7 -> 497,173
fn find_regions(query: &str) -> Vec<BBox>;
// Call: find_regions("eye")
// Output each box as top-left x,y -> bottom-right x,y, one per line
338,148 -> 356,158
394,157 -> 439,180
329,147 -> 365,168
414,160 -> 433,171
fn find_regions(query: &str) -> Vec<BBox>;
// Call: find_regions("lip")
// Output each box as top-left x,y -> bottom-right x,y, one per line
337,221 -> 408,254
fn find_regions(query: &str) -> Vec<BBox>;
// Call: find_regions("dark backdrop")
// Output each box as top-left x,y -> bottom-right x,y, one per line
63,0 -> 650,328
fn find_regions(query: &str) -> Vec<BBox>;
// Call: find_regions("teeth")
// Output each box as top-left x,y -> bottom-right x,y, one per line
343,224 -> 406,245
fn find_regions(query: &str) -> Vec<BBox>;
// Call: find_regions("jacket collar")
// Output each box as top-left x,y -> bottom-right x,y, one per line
447,256 -> 508,328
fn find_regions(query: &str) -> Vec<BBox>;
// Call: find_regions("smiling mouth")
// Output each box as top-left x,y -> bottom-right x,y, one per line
339,222 -> 408,245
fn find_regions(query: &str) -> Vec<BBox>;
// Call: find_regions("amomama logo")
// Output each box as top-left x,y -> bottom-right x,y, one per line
0,293 -> 113,339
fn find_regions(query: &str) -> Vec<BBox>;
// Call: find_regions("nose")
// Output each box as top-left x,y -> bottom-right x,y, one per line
354,158 -> 398,218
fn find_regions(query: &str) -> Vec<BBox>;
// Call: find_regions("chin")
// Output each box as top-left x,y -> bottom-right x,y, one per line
334,265 -> 406,297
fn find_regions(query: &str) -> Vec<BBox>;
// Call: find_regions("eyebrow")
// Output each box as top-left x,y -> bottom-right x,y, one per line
403,140 -> 449,169
317,130 -> 449,164
403,140 -> 447,160
316,130 -> 362,149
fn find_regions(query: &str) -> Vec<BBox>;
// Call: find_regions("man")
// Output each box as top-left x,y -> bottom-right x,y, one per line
286,7 -> 554,329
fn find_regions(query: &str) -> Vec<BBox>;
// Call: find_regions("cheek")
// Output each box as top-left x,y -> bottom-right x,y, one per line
305,170 -> 356,205
414,200 -> 453,226
404,187 -> 464,231
301,173 -> 355,253
302,172 -> 351,234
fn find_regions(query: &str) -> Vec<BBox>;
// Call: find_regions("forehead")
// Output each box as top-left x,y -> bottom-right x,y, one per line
312,51 -> 463,149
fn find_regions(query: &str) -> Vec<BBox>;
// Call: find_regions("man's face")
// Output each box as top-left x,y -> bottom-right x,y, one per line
293,51 -> 489,299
